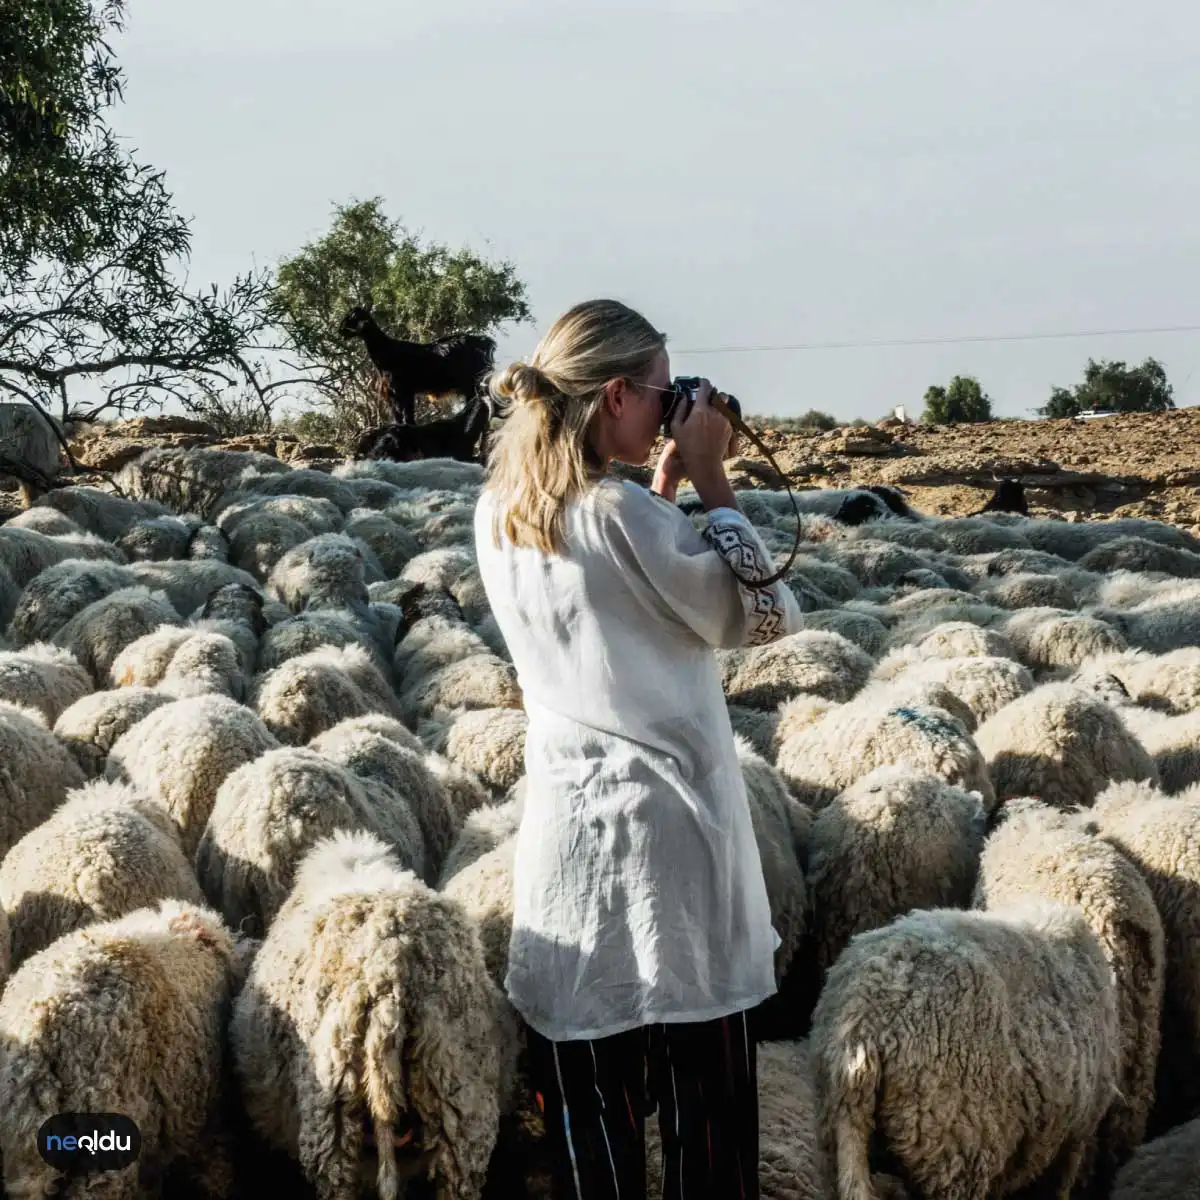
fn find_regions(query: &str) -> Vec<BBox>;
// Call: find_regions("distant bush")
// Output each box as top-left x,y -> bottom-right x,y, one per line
1041,357 -> 1174,418
921,376 -> 993,425
275,408 -> 344,447
745,408 -> 840,433
181,388 -> 274,438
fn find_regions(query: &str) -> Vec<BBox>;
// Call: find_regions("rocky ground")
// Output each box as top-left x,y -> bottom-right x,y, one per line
5,407 -> 1200,530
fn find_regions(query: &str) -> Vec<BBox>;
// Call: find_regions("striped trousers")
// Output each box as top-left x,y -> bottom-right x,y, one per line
526,1011 -> 759,1200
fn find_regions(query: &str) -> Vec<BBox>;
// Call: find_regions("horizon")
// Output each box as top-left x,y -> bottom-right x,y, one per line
104,0 -> 1200,422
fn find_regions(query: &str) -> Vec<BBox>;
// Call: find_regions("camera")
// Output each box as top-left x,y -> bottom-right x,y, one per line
660,376 -> 742,437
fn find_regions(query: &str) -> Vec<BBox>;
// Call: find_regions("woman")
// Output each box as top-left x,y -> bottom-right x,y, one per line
474,299 -> 803,1199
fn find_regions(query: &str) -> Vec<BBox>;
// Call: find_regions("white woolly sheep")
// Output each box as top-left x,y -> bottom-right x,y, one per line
256,607 -> 391,679
1079,534 -> 1200,578
1080,646 -> 1200,714
1090,582 -> 1200,655
882,601 -> 1011,651
116,445 -> 292,518
1001,607 -> 1129,674
974,797 -> 1166,1184
308,714 -> 460,880
334,455 -> 486,492
812,899 -> 1119,1200
214,491 -> 344,539
0,642 -> 91,723
196,746 -> 426,936
6,558 -> 138,646
966,544 -> 1076,579
116,513 -> 193,561
1109,1116 -> 1200,1200
109,624 -> 248,701
439,835 -> 516,989
244,466 -> 359,513
341,476 -> 407,509
974,681 -> 1158,809
128,558 -> 259,619
798,608 -> 889,657
0,524 -> 122,588
226,509 -> 313,579
737,736 -> 810,979
0,700 -> 86,859
105,693 -> 278,858
4,506 -> 83,536
394,612 -> 489,679
185,520 -> 229,561
52,685 -> 173,777
872,620 -> 1017,682
0,899 -> 248,1199
807,765 -> 987,973
266,531 -> 372,612
981,569 -> 1082,611
1019,515 -> 1200,561
231,830 -> 506,1200
727,703 -> 781,760
817,539 -> 941,588
401,547 -> 489,623
1085,780 -> 1200,1132
52,584 -> 181,683
419,706 -> 528,796
853,672 -> 979,734
398,651 -> 522,725
0,778 -> 204,969
343,510 -> 420,577
252,643 -> 401,745
719,630 -> 874,710
438,790 -> 525,887
776,695 -> 996,813
787,554 -> 862,603
879,654 -> 1034,729
1119,705 -> 1200,794
646,1039 -> 834,1200
190,576 -> 268,637
34,482 -> 171,541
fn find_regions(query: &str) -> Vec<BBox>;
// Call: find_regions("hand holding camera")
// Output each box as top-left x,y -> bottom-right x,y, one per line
652,377 -> 740,510
669,379 -> 735,471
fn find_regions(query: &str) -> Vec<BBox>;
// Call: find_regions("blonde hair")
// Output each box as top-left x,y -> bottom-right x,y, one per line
484,299 -> 666,554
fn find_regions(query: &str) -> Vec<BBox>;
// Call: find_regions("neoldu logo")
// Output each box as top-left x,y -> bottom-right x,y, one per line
37,1113 -> 141,1173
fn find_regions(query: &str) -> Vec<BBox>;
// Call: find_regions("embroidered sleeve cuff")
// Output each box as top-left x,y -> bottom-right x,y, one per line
702,512 -> 790,646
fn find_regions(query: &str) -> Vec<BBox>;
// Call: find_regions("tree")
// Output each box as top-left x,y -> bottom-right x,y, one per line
272,197 -> 532,434
921,375 -> 993,425
0,1 -> 275,431
1040,357 -> 1174,419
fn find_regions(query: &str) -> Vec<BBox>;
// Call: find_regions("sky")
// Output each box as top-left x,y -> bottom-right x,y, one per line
108,0 -> 1200,422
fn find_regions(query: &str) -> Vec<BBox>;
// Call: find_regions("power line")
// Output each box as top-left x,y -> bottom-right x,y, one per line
673,322 -> 1200,356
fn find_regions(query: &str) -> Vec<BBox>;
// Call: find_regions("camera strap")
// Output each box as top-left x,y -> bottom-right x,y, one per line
708,396 -> 804,591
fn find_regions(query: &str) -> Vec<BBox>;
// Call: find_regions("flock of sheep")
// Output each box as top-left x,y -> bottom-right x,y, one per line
0,439 -> 1197,1199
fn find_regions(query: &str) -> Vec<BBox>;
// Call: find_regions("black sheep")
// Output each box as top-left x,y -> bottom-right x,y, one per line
973,479 -> 1029,516
340,306 -> 496,426
354,394 -> 492,464
865,484 -> 916,519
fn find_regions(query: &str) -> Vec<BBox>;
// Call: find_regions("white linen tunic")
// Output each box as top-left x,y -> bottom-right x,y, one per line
473,478 -> 803,1042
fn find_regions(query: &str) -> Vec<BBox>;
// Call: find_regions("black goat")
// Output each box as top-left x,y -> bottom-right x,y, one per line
340,307 -> 495,426
973,479 -> 1029,516
354,394 -> 492,464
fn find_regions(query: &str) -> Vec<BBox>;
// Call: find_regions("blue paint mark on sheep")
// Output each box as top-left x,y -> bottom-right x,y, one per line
891,706 -> 963,742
